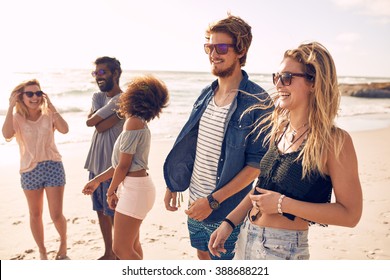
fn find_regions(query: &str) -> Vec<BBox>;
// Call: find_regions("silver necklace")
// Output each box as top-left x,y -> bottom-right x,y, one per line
288,122 -> 308,142
283,127 -> 309,153
214,89 -> 235,107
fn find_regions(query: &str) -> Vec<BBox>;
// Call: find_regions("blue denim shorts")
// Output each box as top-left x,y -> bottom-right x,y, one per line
21,161 -> 66,190
89,172 -> 115,217
233,216 -> 309,260
188,217 -> 241,260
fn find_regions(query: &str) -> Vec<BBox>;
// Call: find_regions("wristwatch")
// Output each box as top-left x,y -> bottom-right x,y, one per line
207,194 -> 220,210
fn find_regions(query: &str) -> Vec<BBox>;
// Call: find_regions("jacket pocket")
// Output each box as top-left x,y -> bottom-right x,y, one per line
226,117 -> 252,149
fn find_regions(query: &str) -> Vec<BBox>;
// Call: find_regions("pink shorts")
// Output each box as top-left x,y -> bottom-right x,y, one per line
116,175 -> 156,220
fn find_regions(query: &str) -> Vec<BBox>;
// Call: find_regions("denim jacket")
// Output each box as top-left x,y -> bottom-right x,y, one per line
163,70 -> 272,223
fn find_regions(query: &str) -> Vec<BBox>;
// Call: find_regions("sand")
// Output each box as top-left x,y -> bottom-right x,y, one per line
0,127 -> 389,261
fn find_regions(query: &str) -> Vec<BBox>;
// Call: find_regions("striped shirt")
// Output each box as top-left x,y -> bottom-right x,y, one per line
189,97 -> 231,203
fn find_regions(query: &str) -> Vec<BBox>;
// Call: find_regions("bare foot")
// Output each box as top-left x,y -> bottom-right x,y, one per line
98,254 -> 116,260
56,241 -> 68,259
55,255 -> 71,260
40,252 -> 48,260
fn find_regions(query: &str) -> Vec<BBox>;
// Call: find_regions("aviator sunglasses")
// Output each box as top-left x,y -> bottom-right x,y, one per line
91,69 -> 107,77
23,91 -> 44,98
272,72 -> 314,86
204,43 -> 235,55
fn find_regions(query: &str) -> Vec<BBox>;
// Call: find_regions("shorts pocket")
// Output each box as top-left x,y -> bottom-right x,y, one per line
260,236 -> 291,260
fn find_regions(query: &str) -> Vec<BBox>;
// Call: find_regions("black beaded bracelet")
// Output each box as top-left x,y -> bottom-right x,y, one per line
223,218 -> 236,230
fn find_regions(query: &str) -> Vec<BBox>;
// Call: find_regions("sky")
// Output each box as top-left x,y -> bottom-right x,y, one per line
1,0 -> 390,77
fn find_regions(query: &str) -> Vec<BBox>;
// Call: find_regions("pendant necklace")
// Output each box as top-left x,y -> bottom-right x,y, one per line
283,127 -> 309,153
215,89 -> 236,107
288,122 -> 308,142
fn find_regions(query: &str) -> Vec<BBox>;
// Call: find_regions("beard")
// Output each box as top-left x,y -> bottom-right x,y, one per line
211,60 -> 237,78
97,75 -> 115,92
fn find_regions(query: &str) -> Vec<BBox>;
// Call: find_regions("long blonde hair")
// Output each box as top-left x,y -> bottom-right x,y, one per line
249,42 -> 344,178
13,79 -> 48,118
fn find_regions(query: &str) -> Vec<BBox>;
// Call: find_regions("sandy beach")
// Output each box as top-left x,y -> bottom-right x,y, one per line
0,126 -> 389,261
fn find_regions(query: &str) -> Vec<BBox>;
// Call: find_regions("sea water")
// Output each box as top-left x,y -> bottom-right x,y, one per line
1,69 -> 390,148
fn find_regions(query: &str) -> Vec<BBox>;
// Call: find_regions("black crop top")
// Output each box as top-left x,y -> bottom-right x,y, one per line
254,138 -> 333,225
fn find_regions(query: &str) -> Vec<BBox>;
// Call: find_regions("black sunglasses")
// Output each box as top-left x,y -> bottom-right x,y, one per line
91,69 -> 108,77
23,91 -> 43,98
204,43 -> 235,55
272,72 -> 314,86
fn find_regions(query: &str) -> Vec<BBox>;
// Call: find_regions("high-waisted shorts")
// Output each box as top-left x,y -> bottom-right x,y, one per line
233,216 -> 309,260
115,175 -> 156,220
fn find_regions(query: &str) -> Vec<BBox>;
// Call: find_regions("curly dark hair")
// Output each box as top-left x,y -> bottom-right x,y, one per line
117,75 -> 169,122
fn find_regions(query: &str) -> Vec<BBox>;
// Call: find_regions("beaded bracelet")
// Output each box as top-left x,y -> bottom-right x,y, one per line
277,194 -> 286,215
223,218 -> 236,230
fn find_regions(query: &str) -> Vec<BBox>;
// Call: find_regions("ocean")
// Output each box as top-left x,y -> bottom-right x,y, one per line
1,69 -> 390,148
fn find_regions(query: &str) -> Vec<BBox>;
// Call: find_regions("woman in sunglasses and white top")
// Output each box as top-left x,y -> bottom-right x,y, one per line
2,79 -> 69,260
209,42 -> 363,260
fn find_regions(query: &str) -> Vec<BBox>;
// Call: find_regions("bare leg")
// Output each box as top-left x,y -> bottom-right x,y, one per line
112,212 -> 143,260
97,211 -> 116,260
23,189 -> 47,260
197,249 -> 212,260
45,186 -> 67,258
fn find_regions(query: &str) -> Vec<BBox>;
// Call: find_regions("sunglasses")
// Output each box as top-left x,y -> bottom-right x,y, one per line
272,72 -> 314,86
204,43 -> 235,55
91,69 -> 108,77
23,91 -> 43,98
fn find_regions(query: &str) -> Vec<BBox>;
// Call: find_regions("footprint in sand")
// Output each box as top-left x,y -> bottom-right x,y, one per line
11,254 -> 26,260
146,238 -> 158,243
380,211 -> 389,224
366,248 -> 382,259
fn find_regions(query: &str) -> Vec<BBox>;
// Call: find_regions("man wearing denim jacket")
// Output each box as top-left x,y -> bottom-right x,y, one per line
163,14 -> 272,260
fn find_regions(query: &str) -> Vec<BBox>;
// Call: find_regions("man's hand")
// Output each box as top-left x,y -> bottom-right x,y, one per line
185,197 -> 212,221
82,179 -> 100,195
164,188 -> 180,211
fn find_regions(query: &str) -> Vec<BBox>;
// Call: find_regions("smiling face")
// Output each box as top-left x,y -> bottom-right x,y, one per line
94,63 -> 115,92
276,57 -> 314,113
21,84 -> 44,111
208,32 -> 242,78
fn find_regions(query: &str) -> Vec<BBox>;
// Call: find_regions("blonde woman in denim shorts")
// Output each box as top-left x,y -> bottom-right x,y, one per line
2,79 -> 69,260
209,42 -> 363,260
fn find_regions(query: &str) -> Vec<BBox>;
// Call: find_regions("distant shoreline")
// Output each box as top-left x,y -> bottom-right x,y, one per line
339,82 -> 390,98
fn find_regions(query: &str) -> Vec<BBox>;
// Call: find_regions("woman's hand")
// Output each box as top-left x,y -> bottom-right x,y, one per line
208,222 -> 233,257
250,187 -> 281,215
9,90 -> 21,108
43,92 -> 56,112
107,193 -> 118,210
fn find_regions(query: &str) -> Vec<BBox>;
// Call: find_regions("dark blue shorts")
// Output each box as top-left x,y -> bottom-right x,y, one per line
89,172 -> 115,217
21,161 -> 66,190
187,217 -> 242,260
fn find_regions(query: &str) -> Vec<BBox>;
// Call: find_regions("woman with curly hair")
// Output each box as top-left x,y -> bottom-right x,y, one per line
83,75 -> 169,259
208,42 -> 363,260
2,79 -> 69,260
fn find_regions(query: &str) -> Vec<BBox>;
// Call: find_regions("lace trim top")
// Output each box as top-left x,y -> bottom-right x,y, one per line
256,135 -> 332,226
